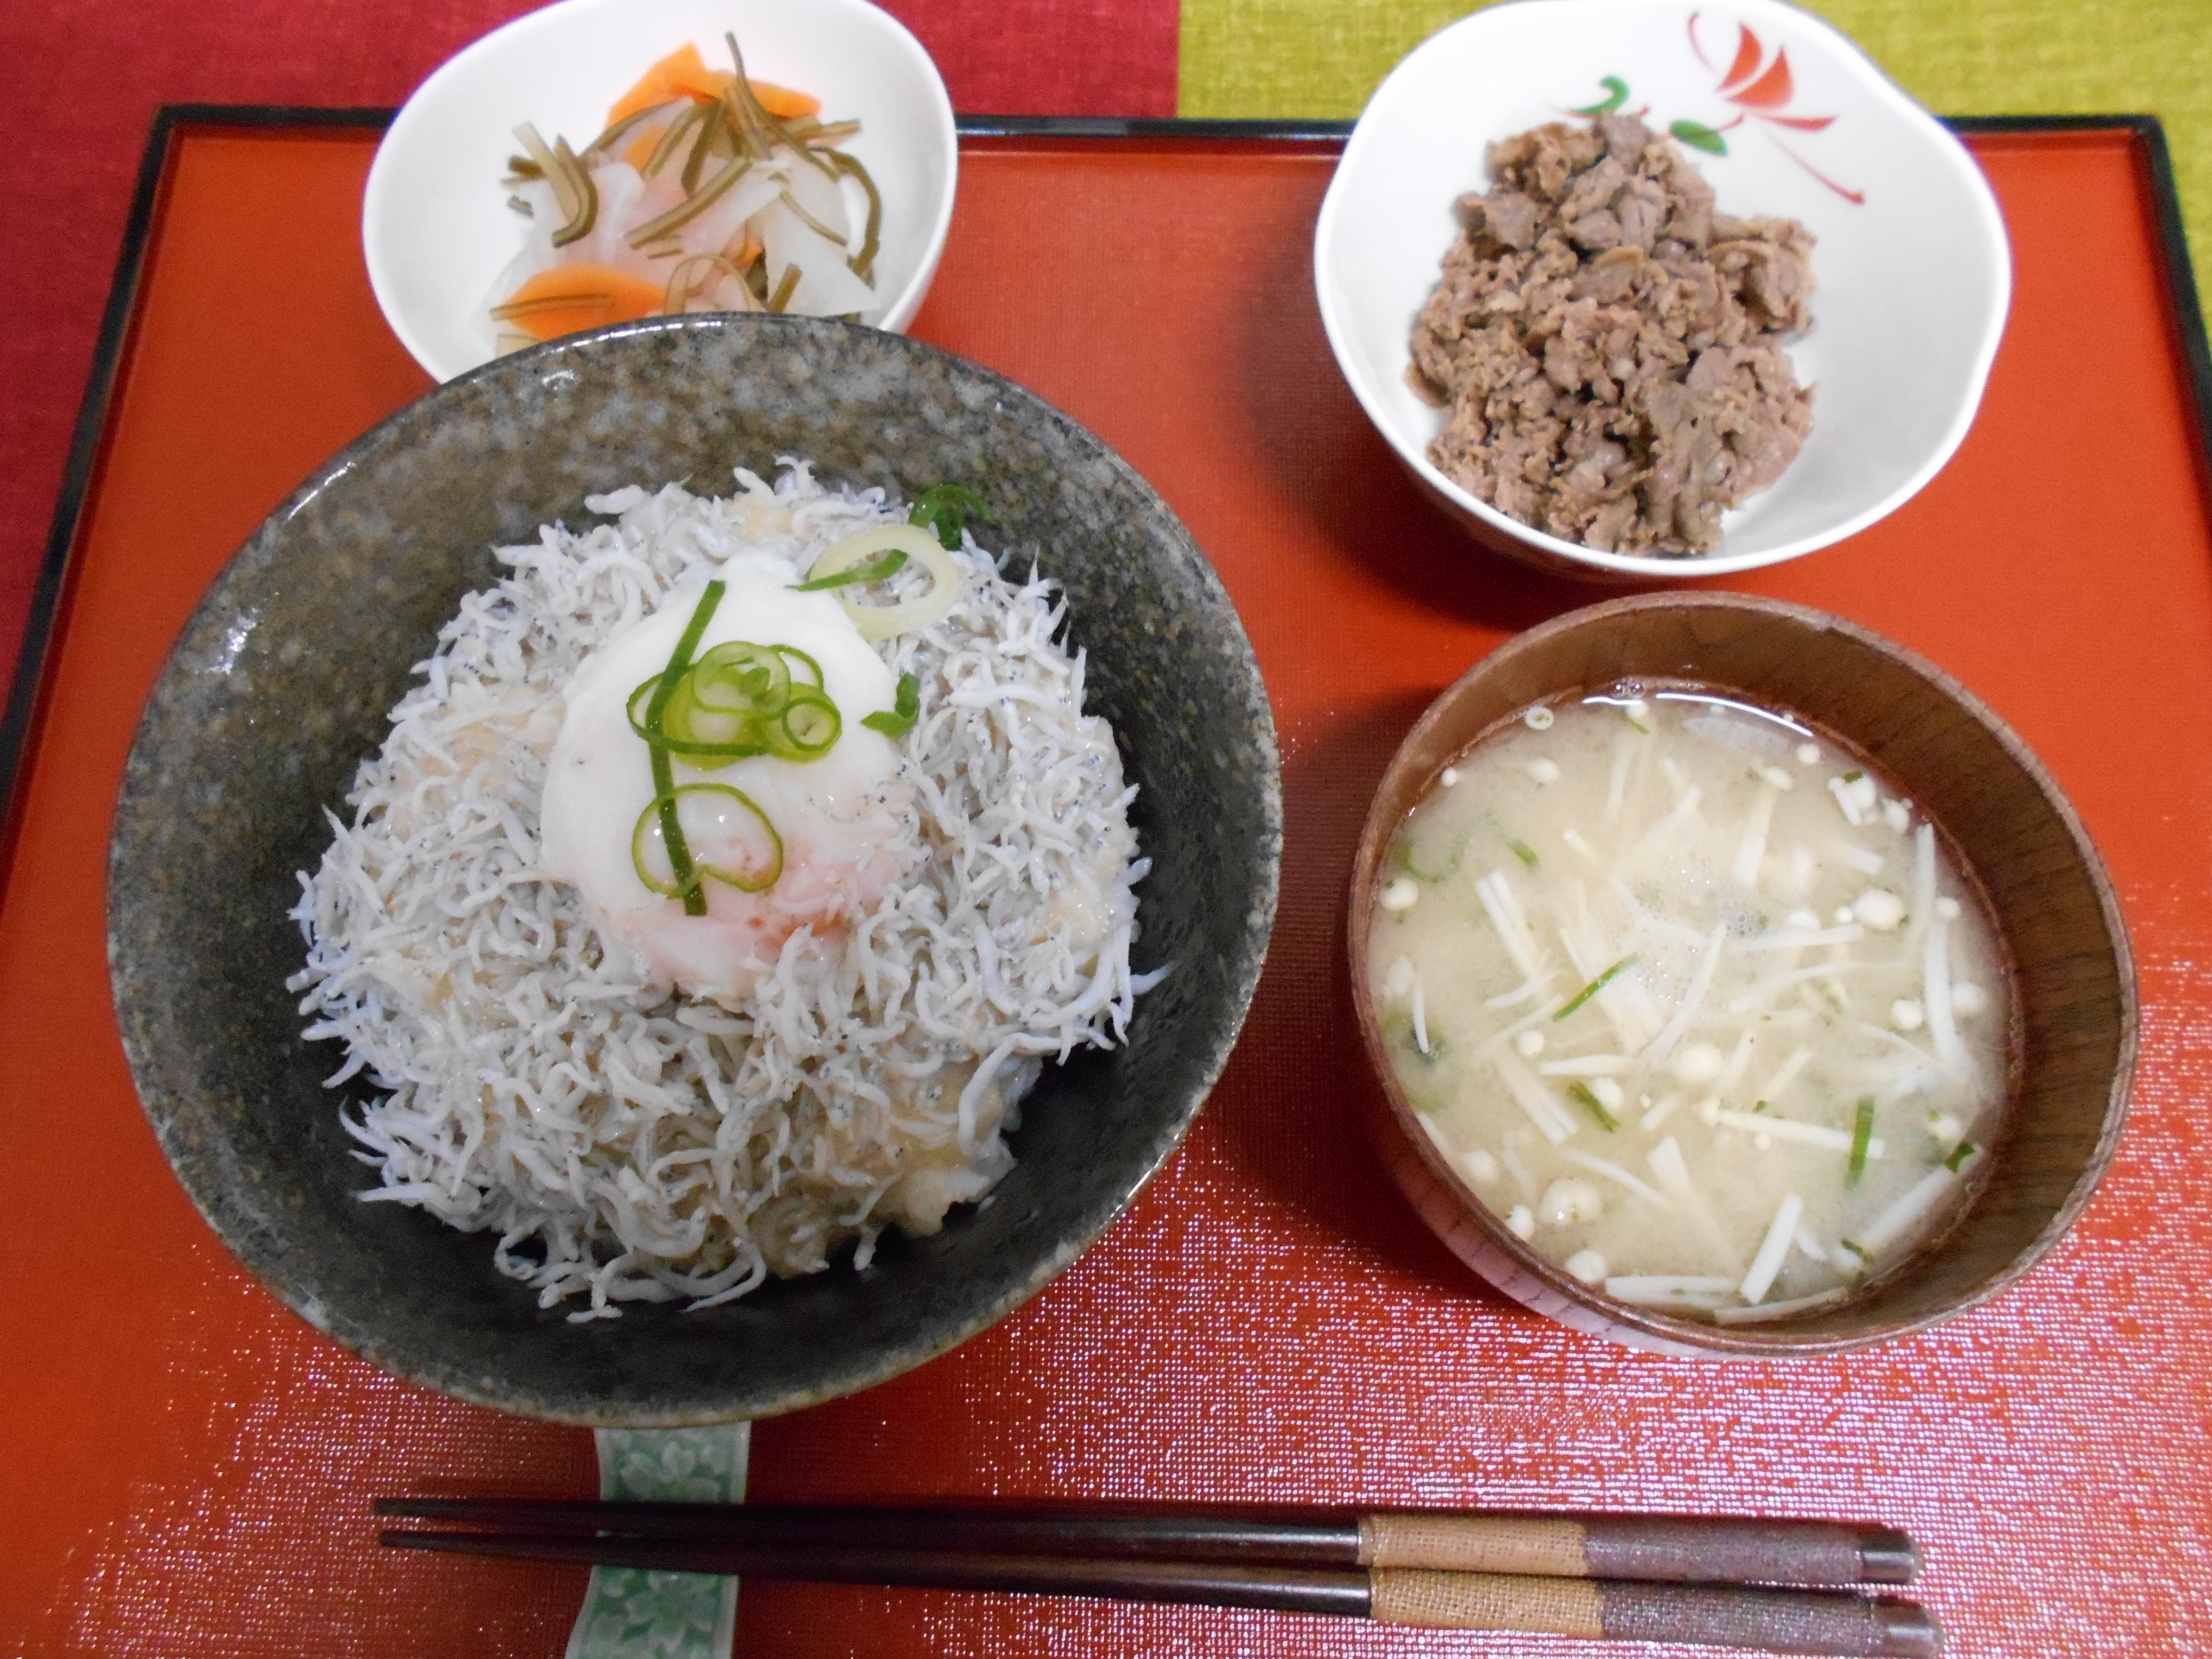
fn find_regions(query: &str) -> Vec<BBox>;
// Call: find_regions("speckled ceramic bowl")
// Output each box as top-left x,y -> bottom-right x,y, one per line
109,315 -> 1280,1425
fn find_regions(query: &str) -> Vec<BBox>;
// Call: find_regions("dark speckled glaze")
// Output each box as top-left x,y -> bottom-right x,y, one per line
108,316 -> 1282,1425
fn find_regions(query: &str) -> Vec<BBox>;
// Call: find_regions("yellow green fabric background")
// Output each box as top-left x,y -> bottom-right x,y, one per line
1178,0 -> 2212,297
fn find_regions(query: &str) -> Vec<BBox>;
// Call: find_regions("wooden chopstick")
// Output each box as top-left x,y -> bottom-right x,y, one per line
373,1497 -> 1920,1586
377,1523 -> 1943,1656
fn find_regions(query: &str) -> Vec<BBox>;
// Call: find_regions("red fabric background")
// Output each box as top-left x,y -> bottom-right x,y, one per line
0,0 -> 1179,721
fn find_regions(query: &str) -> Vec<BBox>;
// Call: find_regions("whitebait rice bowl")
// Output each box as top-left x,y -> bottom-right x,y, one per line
289,464 -> 1158,1321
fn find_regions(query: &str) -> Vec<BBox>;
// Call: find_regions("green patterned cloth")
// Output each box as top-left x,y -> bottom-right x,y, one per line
1178,0 -> 2212,299
564,1426 -> 751,1659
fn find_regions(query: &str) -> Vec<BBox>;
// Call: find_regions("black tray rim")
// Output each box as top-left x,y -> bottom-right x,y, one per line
4,105 -> 2206,892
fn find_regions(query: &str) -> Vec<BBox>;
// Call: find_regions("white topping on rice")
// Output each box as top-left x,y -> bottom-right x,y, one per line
287,464 -> 1155,1320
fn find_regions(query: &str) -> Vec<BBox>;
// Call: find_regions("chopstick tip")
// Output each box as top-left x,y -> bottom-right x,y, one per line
1874,1598 -> 1943,1657
1857,1526 -> 1923,1585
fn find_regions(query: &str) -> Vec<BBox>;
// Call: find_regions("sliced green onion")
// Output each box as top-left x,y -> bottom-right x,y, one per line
791,547 -> 906,591
1944,1139 -> 1978,1173
1382,1012 -> 1443,1067
1397,835 -> 1458,883
644,582 -> 727,915
632,782 -> 783,896
1847,1097 -> 1876,1187
1555,956 -> 1635,1021
629,672 -> 749,754
626,625 -> 848,777
1567,1081 -> 1620,1132
805,524 -> 963,641
690,641 -> 789,713
1507,836 -> 1539,869
766,685 -> 841,760
863,672 -> 921,739
907,483 -> 987,550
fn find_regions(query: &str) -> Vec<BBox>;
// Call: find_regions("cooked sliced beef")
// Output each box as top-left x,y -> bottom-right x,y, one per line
1411,116 -> 1816,556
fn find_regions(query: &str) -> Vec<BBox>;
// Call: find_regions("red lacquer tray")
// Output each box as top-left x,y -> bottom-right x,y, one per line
3,110 -> 2209,1657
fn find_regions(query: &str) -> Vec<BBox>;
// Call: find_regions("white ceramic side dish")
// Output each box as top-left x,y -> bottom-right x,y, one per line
1313,0 -> 2012,580
363,0 -> 957,383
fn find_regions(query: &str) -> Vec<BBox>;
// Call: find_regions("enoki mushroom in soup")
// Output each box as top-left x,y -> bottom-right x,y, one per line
1367,686 -> 2011,1320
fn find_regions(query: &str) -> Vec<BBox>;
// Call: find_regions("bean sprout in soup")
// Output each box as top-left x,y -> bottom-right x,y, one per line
1365,686 -> 2012,1323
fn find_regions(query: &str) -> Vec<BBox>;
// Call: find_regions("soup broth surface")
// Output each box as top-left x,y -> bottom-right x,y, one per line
1366,685 -> 2011,1321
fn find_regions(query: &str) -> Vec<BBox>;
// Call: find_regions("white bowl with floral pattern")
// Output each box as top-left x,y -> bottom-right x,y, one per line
1314,0 -> 2011,580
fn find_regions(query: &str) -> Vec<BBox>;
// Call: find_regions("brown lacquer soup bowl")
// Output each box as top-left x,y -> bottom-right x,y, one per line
1350,593 -> 2131,1357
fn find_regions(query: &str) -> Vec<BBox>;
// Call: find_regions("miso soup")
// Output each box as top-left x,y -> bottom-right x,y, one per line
1366,684 -> 2013,1321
